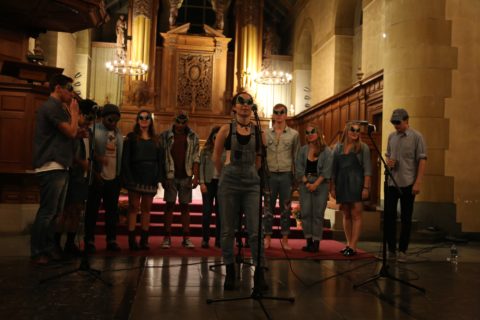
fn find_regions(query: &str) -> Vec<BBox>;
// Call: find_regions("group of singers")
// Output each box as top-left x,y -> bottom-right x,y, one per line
31,74 -> 426,291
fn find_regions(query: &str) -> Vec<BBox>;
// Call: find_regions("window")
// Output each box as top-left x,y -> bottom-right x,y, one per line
177,0 -> 216,34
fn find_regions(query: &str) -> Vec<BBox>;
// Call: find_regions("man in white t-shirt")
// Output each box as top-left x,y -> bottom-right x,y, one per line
84,104 -> 124,252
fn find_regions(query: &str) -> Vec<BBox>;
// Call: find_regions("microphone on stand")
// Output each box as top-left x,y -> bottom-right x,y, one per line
251,103 -> 258,112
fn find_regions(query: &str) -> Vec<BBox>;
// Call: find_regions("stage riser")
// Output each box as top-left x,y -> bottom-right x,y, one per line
94,224 -> 332,239
95,210 -> 333,239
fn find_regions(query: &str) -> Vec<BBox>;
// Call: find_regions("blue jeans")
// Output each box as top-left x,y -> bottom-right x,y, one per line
263,172 -> 293,235
30,170 -> 69,258
299,179 -> 329,241
201,179 -> 220,242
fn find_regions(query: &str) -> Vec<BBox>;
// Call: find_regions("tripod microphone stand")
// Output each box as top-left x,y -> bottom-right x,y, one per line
353,124 -> 425,293
206,105 -> 295,319
40,109 -> 111,286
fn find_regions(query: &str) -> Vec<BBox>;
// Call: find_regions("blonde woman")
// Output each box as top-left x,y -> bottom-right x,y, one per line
331,122 -> 372,256
295,125 -> 333,253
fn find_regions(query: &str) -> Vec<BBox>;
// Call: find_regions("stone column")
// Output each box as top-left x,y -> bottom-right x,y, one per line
233,0 -> 263,94
382,0 -> 457,232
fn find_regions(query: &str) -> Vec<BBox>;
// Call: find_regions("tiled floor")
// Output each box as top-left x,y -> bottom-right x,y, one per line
0,235 -> 479,320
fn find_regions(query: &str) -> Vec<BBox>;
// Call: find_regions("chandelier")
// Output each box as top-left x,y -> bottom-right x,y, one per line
254,70 -> 292,85
105,60 -> 148,76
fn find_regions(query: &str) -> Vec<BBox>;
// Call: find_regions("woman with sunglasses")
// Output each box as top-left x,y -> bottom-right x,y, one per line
122,110 -> 164,250
295,125 -> 333,253
331,122 -> 372,257
213,91 -> 267,291
199,126 -> 222,248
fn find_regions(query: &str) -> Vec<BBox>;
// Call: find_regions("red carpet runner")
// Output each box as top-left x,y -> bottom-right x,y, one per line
92,236 -> 375,260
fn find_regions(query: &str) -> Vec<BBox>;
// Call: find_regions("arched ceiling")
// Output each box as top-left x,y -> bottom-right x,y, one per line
0,0 -> 109,35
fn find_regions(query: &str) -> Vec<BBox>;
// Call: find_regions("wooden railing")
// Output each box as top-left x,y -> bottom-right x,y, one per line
288,70 -> 384,208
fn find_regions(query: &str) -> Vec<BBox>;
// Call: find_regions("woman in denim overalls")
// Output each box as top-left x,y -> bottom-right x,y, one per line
213,92 -> 267,291
295,125 -> 333,253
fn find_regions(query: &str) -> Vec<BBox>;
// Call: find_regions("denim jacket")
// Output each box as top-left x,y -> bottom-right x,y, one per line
199,148 -> 225,184
295,144 -> 333,183
161,126 -> 200,179
93,122 -> 123,176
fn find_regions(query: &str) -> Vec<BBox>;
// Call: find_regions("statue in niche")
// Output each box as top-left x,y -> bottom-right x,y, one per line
116,15 -> 127,60
263,23 -> 280,58
27,38 -> 46,65
169,0 -> 184,29
128,80 -> 151,107
211,0 -> 231,31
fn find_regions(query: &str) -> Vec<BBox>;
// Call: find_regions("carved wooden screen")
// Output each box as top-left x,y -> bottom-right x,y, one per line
177,53 -> 213,112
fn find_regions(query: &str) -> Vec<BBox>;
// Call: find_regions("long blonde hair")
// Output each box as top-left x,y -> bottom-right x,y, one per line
305,124 -> 327,154
339,122 -> 362,153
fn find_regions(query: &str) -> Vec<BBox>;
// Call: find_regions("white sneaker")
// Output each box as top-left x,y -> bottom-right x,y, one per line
182,238 -> 195,248
161,237 -> 171,249
397,251 -> 408,263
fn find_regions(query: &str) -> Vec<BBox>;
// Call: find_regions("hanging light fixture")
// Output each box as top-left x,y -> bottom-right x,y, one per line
254,69 -> 292,85
105,59 -> 148,76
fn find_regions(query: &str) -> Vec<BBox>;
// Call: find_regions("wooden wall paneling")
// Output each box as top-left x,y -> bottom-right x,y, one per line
0,91 -> 28,172
289,70 -> 383,207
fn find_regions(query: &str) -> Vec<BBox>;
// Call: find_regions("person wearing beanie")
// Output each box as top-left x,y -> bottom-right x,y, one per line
84,103 -> 124,252
159,110 -> 200,249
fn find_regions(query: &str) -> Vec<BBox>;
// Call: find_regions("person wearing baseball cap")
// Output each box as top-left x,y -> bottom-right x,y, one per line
385,108 -> 427,263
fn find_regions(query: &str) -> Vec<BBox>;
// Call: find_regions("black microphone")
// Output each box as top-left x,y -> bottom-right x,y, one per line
251,104 -> 258,112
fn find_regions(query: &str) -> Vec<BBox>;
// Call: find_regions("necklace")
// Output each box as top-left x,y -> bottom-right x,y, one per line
237,121 -> 251,129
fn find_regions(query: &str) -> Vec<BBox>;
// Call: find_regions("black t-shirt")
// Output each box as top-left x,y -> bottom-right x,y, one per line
33,96 -> 74,169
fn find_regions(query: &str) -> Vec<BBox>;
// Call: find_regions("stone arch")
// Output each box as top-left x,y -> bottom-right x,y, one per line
334,0 -> 357,36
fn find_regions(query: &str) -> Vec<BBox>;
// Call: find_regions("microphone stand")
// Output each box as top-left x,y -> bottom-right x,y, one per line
40,111 -> 112,286
353,124 -> 425,293
208,206 -> 255,277
206,105 -> 295,320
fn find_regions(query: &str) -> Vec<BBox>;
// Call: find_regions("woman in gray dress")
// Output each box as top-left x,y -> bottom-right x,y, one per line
331,122 -> 372,256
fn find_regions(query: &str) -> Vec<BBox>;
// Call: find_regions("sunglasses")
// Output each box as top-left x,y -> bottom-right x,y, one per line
391,120 -> 401,125
235,96 -> 254,106
105,115 -> 120,124
138,114 -> 152,121
305,128 -> 317,135
273,109 -> 287,115
350,127 -> 361,133
63,83 -> 74,92
175,115 -> 188,124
